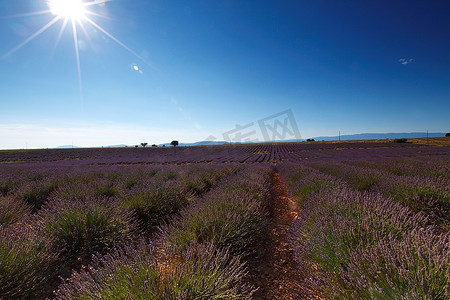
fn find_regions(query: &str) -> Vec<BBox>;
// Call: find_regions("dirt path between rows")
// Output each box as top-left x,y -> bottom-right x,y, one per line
247,170 -> 301,299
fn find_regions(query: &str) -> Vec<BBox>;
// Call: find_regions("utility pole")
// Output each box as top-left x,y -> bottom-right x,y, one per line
339,131 -> 341,141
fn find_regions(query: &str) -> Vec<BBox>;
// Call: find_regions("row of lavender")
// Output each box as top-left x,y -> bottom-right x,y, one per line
346,157 -> 449,180
55,165 -> 274,298
280,162 -> 449,298
307,158 -> 449,228
0,164 -> 242,298
2,142 -> 448,165
0,164 -> 239,225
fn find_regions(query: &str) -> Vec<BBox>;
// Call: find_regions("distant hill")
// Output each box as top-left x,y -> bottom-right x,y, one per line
308,132 -> 446,142
158,141 -> 231,147
55,145 -> 81,149
54,132 -> 447,149
106,144 -> 129,148
55,144 -> 129,149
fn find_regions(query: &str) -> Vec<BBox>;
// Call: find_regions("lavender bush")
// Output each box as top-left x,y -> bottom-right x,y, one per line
283,163 -> 448,298
278,163 -> 344,208
0,196 -> 31,226
347,157 -> 450,180
16,178 -> 60,211
0,178 -> 17,196
55,166 -> 271,299
0,224 -> 60,299
121,165 -> 240,232
159,189 -> 268,256
309,161 -> 449,227
341,227 -> 449,299
122,181 -> 194,232
37,197 -> 140,269
158,166 -> 272,255
55,241 -> 254,299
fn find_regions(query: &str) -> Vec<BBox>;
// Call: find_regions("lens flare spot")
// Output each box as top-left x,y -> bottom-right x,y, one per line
78,39 -> 87,51
131,64 -> 143,74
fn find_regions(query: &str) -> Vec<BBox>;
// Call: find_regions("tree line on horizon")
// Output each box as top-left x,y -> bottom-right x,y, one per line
137,140 -> 179,148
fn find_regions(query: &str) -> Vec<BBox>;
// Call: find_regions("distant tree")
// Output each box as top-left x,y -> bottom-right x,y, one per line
135,145 -> 139,148
141,142 -> 148,147
446,133 -> 450,137
162,145 -> 166,147
170,140 -> 179,147
393,138 -> 408,143
306,138 -> 315,142
152,144 -> 157,147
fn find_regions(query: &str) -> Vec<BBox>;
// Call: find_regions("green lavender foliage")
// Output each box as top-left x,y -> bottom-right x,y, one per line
0,224 -> 60,299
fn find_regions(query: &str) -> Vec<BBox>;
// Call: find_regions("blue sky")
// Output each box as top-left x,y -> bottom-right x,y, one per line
1,0 -> 449,149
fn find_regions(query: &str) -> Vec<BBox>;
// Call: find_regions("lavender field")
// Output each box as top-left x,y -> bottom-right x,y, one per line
0,141 -> 449,299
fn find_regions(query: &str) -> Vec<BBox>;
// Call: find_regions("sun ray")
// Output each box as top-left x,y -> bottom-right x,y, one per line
52,17 -> 69,55
84,16 -> 151,67
85,10 -> 114,20
83,0 -> 115,20
71,19 -> 84,109
83,0 -> 113,8
1,10 -> 51,19
2,16 -> 61,59
77,19 -> 92,45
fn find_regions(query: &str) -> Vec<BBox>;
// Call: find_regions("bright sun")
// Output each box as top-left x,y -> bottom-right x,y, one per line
3,0 -> 148,104
48,0 -> 86,20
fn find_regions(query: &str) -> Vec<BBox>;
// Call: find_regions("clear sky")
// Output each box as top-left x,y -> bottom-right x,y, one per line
1,0 -> 449,149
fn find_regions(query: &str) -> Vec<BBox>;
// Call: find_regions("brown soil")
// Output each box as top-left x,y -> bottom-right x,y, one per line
246,170 -> 301,299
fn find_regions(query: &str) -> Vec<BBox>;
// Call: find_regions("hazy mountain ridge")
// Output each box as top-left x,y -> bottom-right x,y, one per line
55,132 -> 446,149
308,132 -> 445,142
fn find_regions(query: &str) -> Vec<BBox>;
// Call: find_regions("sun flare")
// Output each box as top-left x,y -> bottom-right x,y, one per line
48,0 -> 86,20
3,0 -> 149,107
